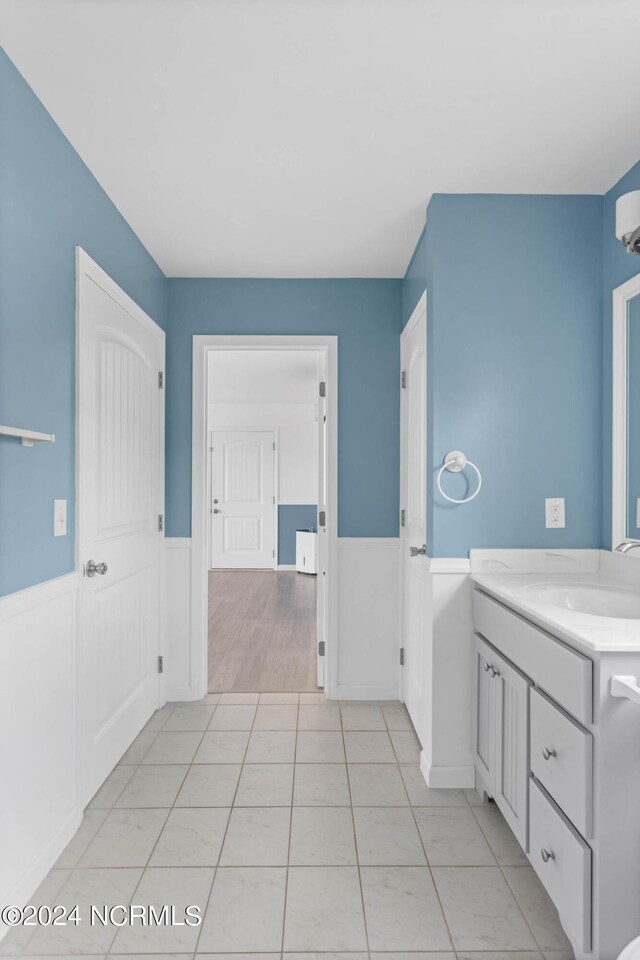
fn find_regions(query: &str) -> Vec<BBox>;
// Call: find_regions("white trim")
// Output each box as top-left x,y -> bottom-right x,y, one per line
165,537 -> 192,550
277,564 -> 297,571
191,335 -> 339,700
429,557 -> 471,574
612,272 -> 640,548
420,751 -> 475,789
208,427 -> 279,570
335,684 -> 400,701
403,290 -> 427,338
0,571 -> 79,622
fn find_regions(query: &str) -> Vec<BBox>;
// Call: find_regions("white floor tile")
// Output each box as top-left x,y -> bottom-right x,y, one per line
163,704 -> 216,730
149,807 -> 230,866
141,731 -> 203,765
299,692 -> 327,704
381,704 -> 413,730
54,809 -> 108,868
175,764 -> 241,806
142,703 -> 175,731
79,808 -> 167,867
115,765 -> 189,808
290,807 -> 357,865
296,731 -> 345,763
194,730 -> 250,763
198,867 -> 287,952
220,807 -> 291,865
111,867 -> 214,954
343,731 -> 395,763
118,730 -> 157,765
253,704 -> 299,730
340,704 -> 386,730
432,866 -> 538,951
235,763 -> 294,806
209,704 -> 257,730
472,804 -> 529,866
389,728 -> 422,762
0,869 -> 71,957
361,865 -> 451,951
245,729 -> 296,763
415,807 -> 497,865
353,806 -> 426,865
293,764 -> 351,805
88,764 -> 135,808
297,704 -> 342,730
218,692 -> 260,705
400,764 -> 467,806
283,866 -> 367,952
503,866 -> 573,950
348,763 -> 409,805
259,692 -> 300,704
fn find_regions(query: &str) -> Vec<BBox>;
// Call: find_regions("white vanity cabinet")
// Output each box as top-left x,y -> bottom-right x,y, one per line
472,586 -> 640,960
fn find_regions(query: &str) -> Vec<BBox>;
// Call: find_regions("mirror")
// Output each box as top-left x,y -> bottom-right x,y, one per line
612,276 -> 640,546
627,295 -> 640,539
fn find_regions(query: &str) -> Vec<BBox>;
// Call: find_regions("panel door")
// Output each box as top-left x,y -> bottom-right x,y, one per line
77,251 -> 164,806
316,372 -> 327,687
210,430 -> 275,569
401,303 -> 428,737
475,634 -> 497,793
494,651 -> 531,850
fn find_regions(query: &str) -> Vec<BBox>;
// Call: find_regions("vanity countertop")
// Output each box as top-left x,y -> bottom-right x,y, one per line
471,570 -> 640,655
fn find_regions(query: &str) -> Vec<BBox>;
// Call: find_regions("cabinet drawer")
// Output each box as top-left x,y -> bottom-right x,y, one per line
473,590 -> 593,724
529,778 -> 591,952
530,688 -> 593,837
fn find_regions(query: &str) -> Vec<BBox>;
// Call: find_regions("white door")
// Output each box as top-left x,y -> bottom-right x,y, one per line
77,249 -> 164,806
210,430 -> 275,569
400,297 -> 427,736
316,373 -> 327,687
494,652 -> 530,850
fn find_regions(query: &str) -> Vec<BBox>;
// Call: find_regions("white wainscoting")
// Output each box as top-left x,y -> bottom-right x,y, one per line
419,557 -> 475,788
0,573 -> 81,934
336,538 -> 401,700
164,538 -> 194,701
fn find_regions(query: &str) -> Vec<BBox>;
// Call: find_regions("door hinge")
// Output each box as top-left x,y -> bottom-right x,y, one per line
158,514 -> 164,532
158,371 -> 164,389
318,640 -> 325,657
318,510 -> 326,527
273,441 -> 276,450
401,370 -> 406,389
273,549 -> 275,558
319,381 -> 326,398
399,647 -> 405,666
400,508 -> 406,528
158,655 -> 164,674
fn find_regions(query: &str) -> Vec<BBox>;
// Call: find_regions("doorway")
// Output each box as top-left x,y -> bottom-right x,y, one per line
191,337 -> 338,698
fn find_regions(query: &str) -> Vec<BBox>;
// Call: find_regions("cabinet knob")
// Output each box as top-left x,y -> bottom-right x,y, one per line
540,848 -> 555,863
484,662 -> 491,672
489,666 -> 500,678
542,747 -> 557,761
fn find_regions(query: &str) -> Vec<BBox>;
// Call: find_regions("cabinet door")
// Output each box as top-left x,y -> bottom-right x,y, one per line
475,635 -> 497,794
494,652 -> 530,850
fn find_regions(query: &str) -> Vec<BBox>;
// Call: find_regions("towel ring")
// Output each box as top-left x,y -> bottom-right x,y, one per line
437,450 -> 482,504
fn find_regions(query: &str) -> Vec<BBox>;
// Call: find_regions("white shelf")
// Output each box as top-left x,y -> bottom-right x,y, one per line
0,425 -> 56,447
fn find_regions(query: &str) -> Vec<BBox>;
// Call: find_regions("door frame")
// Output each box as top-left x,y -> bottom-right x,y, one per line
191,335 -> 338,699
208,427 -> 279,570
399,291 -> 427,704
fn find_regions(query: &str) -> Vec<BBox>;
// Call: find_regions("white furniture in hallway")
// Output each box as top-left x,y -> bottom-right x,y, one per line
295,529 -> 317,574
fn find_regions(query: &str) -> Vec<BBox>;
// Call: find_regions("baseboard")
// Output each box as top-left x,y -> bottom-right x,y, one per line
334,683 -> 399,701
0,806 -> 81,943
429,557 -> 471,574
164,537 -> 192,550
420,750 -> 475,788
277,564 -> 296,571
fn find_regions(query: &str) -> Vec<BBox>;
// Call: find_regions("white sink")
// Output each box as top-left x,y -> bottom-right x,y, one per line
524,582 -> 640,619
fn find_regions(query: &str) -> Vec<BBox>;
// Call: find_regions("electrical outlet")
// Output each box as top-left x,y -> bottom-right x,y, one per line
545,497 -> 565,529
53,499 -> 67,537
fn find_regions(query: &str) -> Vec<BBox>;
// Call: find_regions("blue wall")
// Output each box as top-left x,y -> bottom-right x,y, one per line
602,160 -> 640,548
278,505 -> 317,564
165,279 -> 402,538
402,193 -> 604,557
0,49 -> 167,596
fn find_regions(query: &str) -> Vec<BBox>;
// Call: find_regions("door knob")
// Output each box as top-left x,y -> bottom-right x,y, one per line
409,544 -> 427,557
86,560 -> 108,577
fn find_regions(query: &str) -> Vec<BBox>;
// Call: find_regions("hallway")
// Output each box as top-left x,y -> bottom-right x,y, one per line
208,571 -> 317,693
3,693 -> 572,958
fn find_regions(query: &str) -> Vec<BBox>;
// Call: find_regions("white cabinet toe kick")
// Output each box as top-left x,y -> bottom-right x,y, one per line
472,587 -> 640,960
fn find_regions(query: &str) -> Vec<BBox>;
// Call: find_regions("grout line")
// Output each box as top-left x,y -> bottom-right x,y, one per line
342,705 -> 372,960
278,696 -> 299,954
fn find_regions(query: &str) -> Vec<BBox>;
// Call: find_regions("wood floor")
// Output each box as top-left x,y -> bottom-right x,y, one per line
208,569 -> 318,693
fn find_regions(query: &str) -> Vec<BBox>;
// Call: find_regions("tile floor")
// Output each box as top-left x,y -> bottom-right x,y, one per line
0,692 -> 574,959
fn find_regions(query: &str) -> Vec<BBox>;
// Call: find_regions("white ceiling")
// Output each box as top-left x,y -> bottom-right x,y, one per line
208,350 -> 321,404
2,0 -> 640,278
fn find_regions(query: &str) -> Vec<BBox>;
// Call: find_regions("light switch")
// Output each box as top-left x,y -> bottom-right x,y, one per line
53,499 -> 67,537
